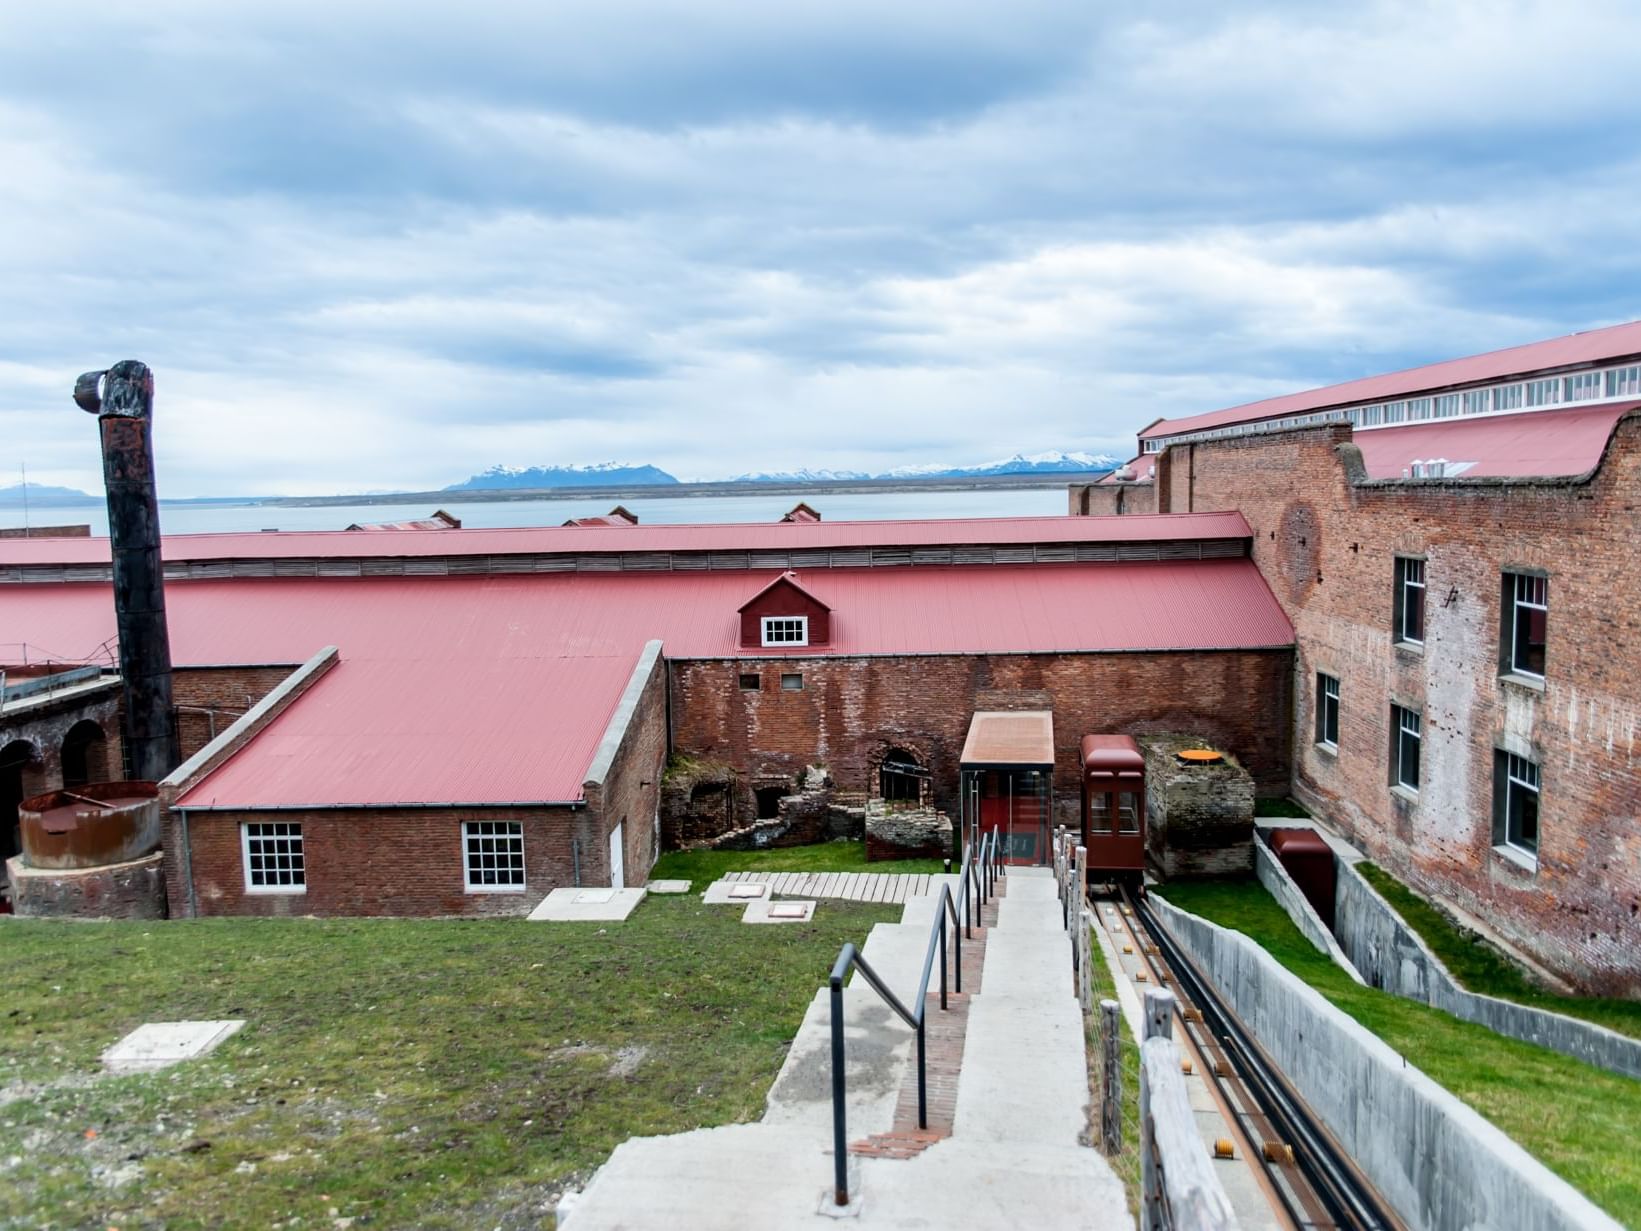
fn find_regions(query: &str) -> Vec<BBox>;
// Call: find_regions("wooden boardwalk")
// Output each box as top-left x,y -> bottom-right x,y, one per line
721,870 -> 936,904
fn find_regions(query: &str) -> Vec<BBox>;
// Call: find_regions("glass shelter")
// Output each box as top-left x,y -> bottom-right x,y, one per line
958,711 -> 1055,866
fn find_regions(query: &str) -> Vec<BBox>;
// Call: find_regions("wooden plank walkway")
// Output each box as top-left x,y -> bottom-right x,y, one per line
722,870 -> 935,904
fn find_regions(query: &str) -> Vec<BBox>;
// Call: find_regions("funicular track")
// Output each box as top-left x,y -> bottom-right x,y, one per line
1097,885 -> 1404,1231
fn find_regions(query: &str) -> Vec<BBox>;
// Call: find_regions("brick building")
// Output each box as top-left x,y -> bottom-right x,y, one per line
1073,320 -> 1641,994
0,512 -> 1292,918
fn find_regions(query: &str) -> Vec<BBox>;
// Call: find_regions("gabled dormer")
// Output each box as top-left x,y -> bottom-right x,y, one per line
738,571 -> 831,649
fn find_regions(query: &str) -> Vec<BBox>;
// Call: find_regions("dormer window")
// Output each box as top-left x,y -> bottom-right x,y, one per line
761,616 -> 809,647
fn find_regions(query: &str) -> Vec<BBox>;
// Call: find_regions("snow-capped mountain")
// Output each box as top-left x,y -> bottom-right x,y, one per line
879,451 -> 1120,479
445,463 -> 680,491
728,467 -> 872,482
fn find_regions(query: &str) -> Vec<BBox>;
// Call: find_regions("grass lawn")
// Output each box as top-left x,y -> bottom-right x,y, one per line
1251,796 -> 1311,819
0,894 -> 899,1230
651,839 -> 947,883
1085,925 -> 1140,1213
1355,862 -> 1641,1041
1157,880 -> 1641,1226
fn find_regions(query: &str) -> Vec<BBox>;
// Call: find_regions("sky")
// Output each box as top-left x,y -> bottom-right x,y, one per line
3,1 -> 1641,497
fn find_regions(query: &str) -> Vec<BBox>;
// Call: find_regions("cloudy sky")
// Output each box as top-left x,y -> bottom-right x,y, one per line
4,1 -> 1641,496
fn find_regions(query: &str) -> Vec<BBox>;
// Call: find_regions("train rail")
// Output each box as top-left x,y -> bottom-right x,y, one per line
1097,885 -> 1404,1231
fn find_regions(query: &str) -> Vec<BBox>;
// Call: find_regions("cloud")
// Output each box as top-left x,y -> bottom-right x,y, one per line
3,1 -> 1641,496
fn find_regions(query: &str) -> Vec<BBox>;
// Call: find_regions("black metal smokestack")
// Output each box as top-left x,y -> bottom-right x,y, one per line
73,360 -> 180,781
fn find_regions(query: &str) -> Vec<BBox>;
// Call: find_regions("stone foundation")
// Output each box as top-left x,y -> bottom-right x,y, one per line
7,851 -> 167,919
669,765 -> 863,852
1142,735 -> 1254,879
864,800 -> 952,862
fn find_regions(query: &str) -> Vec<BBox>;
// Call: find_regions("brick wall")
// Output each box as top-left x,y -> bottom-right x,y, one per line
171,666 -> 297,761
166,805 -> 595,917
669,649 -> 1293,835
0,687 -> 124,795
1145,413 -> 1641,993
1067,482 -> 1156,516
580,650 -> 668,888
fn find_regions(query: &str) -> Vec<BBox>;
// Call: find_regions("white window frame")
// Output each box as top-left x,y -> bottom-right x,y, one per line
241,821 -> 306,894
1315,672 -> 1340,749
1498,752 -> 1540,859
1504,572 -> 1548,679
761,615 -> 809,647
462,820 -> 527,893
1390,705 -> 1421,795
1394,556 -> 1425,647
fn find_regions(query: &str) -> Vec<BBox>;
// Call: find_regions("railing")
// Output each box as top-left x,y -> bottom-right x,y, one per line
826,831 -> 1003,1206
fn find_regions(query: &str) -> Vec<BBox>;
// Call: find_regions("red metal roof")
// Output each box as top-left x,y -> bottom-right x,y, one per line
1350,402 -> 1638,480
1141,319 -> 1641,440
1,560 -> 1292,808
0,511 -> 1252,568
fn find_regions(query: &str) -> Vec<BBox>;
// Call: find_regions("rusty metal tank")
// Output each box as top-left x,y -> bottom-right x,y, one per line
18,781 -> 161,870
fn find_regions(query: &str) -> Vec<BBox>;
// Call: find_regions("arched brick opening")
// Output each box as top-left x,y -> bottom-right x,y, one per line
1,739 -> 45,870
61,720 -> 108,790
875,744 -> 930,806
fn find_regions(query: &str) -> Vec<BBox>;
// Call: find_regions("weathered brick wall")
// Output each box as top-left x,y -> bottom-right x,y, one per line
1142,736 -> 1254,879
1152,414 -> 1641,993
0,687 -> 123,793
580,652 -> 668,887
670,650 -> 1294,836
1067,483 -> 1156,516
171,666 -> 297,761
8,851 -> 166,919
166,805 -> 595,917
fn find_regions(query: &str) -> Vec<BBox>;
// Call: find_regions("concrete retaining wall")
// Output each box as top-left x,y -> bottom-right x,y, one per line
1334,860 -> 1641,1082
1148,892 -> 1621,1231
1253,840 -> 1364,985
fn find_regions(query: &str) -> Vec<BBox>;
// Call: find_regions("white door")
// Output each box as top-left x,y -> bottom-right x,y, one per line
608,821 -> 625,890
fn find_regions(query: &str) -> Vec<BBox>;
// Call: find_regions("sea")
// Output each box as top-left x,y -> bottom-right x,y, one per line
1,488 -> 1069,537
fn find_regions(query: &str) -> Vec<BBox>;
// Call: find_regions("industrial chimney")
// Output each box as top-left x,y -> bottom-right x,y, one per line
72,361 -> 181,781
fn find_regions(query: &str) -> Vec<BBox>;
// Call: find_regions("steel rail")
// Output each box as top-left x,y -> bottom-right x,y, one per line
1123,887 -> 1403,1231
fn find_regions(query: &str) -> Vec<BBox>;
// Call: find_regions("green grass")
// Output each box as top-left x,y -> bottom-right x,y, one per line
1157,880 -> 1641,1225
0,895 -> 899,1230
1355,862 -> 1641,1041
1086,925 -> 1141,1213
651,839 -> 947,883
1252,796 -> 1311,818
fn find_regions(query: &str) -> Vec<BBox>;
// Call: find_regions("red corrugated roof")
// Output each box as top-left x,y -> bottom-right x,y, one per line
1141,320 -> 1641,440
0,511 -> 1251,568
1351,402 -> 1638,479
1,560 -> 1292,808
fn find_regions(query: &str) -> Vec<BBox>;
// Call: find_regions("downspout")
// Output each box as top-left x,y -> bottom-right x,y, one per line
177,808 -> 199,918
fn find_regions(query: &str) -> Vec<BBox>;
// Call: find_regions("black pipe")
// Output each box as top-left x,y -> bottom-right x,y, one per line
73,361 -> 180,782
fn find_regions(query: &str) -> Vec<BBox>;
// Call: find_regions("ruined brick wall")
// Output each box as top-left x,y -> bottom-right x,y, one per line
8,851 -> 166,919
1154,414 -> 1641,993
670,649 -> 1293,836
580,652 -> 668,887
166,805 -> 595,917
171,666 -> 297,761
1142,736 -> 1254,879
0,686 -> 124,794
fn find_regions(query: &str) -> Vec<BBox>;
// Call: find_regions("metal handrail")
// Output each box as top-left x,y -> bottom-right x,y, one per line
826,831 -> 1003,1206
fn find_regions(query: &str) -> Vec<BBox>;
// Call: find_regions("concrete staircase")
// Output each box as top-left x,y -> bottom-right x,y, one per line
561,868 -> 1129,1229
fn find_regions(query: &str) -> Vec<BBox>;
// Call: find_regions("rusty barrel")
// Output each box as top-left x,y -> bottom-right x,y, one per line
18,781 -> 161,870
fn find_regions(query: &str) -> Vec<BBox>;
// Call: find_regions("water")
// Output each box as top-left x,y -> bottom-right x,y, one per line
1,488 -> 1069,536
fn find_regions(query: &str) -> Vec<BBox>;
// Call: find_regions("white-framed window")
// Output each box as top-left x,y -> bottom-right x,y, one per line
1390,705 -> 1421,794
462,820 -> 526,892
1502,571 -> 1548,678
242,821 -> 305,893
1315,672 -> 1340,748
1603,365 -> 1640,398
1393,556 -> 1425,646
761,615 -> 808,647
1493,752 -> 1540,859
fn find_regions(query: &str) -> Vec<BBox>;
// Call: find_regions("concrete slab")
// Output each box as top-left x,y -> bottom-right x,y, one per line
103,1020 -> 245,1074
744,899 -> 817,924
702,879 -> 767,904
528,887 -> 647,921
646,879 -> 691,894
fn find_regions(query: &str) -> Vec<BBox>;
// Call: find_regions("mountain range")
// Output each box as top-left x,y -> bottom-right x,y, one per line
445,451 -> 1116,490
0,482 -> 97,508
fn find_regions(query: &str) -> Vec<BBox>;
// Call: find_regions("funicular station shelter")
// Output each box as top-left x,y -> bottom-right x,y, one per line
958,711 -> 1055,866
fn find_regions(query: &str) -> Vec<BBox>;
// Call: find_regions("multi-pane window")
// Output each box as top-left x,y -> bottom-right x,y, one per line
1603,365 -> 1641,398
1502,572 -> 1548,678
1393,557 -> 1425,646
761,616 -> 808,647
242,822 -> 305,892
1390,705 -> 1421,793
1493,752 -> 1540,858
1315,673 -> 1340,748
463,820 -> 525,891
